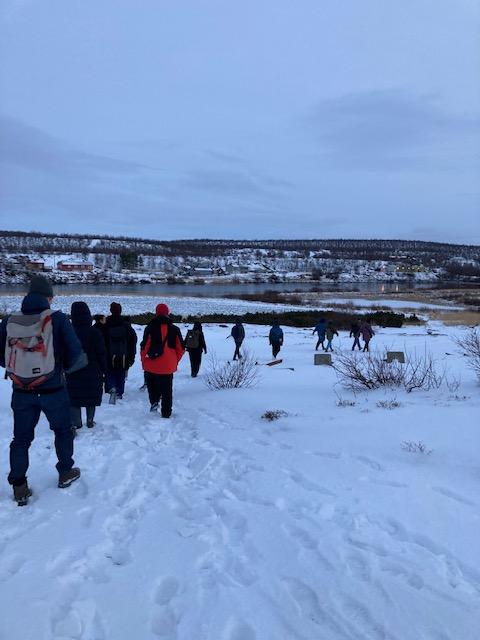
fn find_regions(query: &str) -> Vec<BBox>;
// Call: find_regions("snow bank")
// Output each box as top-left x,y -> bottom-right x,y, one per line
0,320 -> 479,638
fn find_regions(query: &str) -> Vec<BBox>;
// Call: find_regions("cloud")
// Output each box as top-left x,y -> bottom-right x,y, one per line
0,114 -> 146,179
305,89 -> 480,171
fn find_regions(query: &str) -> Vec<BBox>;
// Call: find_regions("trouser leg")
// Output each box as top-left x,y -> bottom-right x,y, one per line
190,349 -> 202,376
105,368 -> 116,393
272,342 -> 280,358
70,406 -> 82,428
115,370 -> 126,396
86,406 -> 96,426
159,374 -> 173,417
145,372 -> 161,405
8,392 -> 41,486
41,389 -> 74,477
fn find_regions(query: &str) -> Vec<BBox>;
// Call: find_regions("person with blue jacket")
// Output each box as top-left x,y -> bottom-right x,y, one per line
0,276 -> 87,505
312,318 -> 327,351
269,320 -> 284,358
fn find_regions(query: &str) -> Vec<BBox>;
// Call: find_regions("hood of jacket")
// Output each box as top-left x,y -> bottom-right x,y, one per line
20,293 -> 50,315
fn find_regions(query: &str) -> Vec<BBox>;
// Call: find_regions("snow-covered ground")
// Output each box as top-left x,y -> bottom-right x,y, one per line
0,320 -> 479,639
320,297 -> 458,311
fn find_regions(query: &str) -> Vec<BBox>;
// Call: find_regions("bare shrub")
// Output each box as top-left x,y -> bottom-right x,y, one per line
401,441 -> 433,455
445,375 -> 461,393
205,351 -> 259,390
455,328 -> 480,381
376,398 -> 401,410
262,409 -> 288,421
333,350 -> 445,393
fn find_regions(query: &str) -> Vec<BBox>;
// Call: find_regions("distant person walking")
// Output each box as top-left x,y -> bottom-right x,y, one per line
324,322 -> 339,352
185,322 -> 207,377
140,303 -> 184,417
313,318 -> 327,351
0,276 -> 86,505
66,302 -> 107,430
103,302 -> 137,402
349,321 -> 362,351
269,320 -> 284,358
231,321 -> 245,360
360,320 -> 375,352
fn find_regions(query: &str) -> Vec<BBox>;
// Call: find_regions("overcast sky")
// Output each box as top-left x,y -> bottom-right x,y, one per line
1,0 -> 479,242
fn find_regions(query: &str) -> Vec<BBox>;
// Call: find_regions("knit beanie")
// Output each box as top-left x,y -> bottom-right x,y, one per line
110,302 -> 122,315
28,275 -> 54,298
155,303 -> 169,317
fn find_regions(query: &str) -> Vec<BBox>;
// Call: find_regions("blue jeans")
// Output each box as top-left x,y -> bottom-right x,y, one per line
9,388 -> 74,486
352,337 -> 361,350
325,339 -> 333,351
105,368 -> 126,395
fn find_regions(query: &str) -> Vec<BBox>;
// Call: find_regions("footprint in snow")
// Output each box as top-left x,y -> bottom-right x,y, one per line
153,576 -> 180,605
222,618 -> 257,640
151,577 -> 181,639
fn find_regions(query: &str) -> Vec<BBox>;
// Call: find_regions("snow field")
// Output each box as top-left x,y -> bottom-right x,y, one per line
0,322 -> 479,639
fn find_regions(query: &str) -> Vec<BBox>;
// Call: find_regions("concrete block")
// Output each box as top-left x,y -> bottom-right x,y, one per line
386,351 -> 405,363
314,353 -> 332,366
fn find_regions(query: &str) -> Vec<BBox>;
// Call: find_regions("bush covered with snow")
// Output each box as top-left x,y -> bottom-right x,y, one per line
204,352 -> 259,390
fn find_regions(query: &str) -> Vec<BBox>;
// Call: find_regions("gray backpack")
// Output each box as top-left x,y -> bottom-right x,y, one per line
5,310 -> 56,389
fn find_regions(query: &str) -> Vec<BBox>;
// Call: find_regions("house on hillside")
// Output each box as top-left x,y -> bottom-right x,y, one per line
25,258 -> 45,272
58,260 -> 94,272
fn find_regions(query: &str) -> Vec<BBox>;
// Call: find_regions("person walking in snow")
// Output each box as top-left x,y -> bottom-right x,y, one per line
66,302 -> 107,431
185,321 -> 207,377
103,302 -> 137,401
360,320 -> 375,352
312,318 -> 327,351
269,320 -> 284,358
349,321 -> 362,351
140,303 -> 184,417
231,321 -> 245,360
0,276 -> 86,505
324,322 -> 339,352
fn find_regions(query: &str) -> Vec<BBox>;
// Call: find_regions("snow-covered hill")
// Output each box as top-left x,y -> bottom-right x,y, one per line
0,320 -> 478,639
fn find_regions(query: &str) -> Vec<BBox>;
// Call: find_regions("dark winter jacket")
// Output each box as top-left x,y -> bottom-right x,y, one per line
360,322 -> 374,341
186,323 -> 207,354
141,315 -> 184,375
231,323 -> 245,344
66,302 -> 107,407
313,319 -> 327,339
350,323 -> 361,338
326,325 -> 339,340
269,323 -> 284,345
0,293 -> 87,391
103,315 -> 137,370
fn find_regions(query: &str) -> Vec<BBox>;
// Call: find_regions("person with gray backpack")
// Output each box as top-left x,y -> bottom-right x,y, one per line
0,276 -> 87,505
185,321 -> 207,377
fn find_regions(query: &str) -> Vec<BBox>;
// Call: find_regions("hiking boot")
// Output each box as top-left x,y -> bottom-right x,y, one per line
139,384 -> 147,391
13,481 -> 32,506
87,421 -> 95,428
58,467 -> 81,489
150,403 -> 159,413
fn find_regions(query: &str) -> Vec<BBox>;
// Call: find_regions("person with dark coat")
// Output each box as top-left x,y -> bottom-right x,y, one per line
349,321 -> 362,351
231,321 -> 245,360
66,302 -> 107,429
313,318 -> 327,351
103,302 -> 137,400
325,322 -> 339,352
185,321 -> 207,377
140,303 -> 184,417
0,276 -> 86,505
360,320 -> 375,352
269,321 -> 284,358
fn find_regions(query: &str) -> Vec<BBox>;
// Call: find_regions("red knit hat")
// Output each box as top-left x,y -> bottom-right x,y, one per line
156,303 -> 169,316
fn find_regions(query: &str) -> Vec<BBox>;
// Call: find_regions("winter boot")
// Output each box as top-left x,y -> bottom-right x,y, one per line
150,403 -> 159,413
87,421 -> 95,428
58,467 -> 81,489
13,481 -> 32,507
139,383 -> 147,391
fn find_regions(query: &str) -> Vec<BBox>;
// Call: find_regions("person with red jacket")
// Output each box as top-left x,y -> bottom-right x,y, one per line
140,304 -> 184,417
